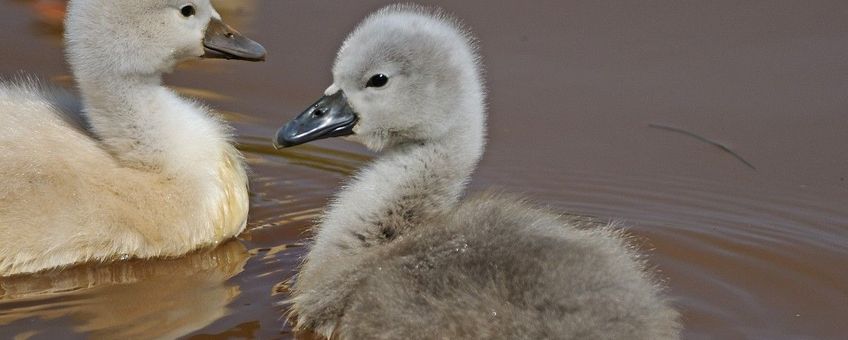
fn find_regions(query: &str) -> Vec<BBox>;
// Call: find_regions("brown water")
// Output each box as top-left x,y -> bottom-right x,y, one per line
1,0 -> 847,339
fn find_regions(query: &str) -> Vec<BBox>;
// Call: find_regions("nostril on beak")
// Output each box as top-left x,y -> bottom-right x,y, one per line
312,108 -> 325,118
225,32 -> 235,39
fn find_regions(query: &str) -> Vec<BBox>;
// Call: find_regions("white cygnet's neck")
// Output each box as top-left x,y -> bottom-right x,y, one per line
76,71 -> 228,174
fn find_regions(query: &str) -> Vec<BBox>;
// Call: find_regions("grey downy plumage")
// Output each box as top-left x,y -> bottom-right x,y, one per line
274,5 -> 680,339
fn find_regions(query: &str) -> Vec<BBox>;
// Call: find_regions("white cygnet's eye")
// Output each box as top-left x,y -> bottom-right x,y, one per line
180,4 -> 196,17
366,74 -> 389,88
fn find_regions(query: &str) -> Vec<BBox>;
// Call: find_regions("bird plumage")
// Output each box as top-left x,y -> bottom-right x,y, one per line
281,5 -> 680,339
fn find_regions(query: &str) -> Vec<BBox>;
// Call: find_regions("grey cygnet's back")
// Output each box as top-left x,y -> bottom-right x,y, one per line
335,194 -> 679,339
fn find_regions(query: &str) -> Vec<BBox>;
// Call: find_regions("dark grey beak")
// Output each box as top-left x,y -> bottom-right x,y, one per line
202,18 -> 266,62
274,91 -> 358,148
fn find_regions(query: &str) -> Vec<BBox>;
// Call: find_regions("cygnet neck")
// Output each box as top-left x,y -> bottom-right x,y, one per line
75,66 -> 223,173
380,122 -> 484,202
314,114 -> 485,258
76,72 -> 161,119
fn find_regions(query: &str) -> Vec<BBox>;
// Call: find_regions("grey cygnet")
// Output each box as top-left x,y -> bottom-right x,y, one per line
274,5 -> 680,339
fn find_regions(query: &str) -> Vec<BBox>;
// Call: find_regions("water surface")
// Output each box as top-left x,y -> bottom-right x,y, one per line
1,1 -> 846,339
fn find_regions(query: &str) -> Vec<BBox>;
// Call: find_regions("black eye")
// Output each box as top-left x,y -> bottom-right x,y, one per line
366,74 -> 389,88
180,5 -> 196,17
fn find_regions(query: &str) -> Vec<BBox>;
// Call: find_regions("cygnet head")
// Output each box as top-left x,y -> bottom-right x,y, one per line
275,5 -> 485,151
65,0 -> 266,80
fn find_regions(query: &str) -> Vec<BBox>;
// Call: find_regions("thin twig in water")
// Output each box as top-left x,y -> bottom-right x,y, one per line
648,123 -> 757,170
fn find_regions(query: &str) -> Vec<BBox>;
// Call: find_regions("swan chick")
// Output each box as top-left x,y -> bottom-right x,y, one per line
0,0 -> 265,276
274,5 -> 680,340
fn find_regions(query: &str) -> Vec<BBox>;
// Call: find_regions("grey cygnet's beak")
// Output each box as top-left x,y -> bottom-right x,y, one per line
202,18 -> 266,62
274,91 -> 358,149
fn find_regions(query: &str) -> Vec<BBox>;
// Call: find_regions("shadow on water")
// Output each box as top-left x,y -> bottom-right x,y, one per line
1,0 -> 848,339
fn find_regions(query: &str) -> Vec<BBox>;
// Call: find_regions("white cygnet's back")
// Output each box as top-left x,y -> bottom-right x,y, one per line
0,0 -> 265,276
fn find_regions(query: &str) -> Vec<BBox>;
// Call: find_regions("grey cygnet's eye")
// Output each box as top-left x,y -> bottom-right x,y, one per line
366,74 -> 389,88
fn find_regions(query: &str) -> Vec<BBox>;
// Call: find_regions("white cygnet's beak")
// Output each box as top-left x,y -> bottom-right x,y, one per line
202,18 -> 266,62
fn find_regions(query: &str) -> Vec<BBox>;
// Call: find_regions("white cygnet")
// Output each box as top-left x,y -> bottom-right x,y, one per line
0,0 -> 266,276
273,5 -> 679,340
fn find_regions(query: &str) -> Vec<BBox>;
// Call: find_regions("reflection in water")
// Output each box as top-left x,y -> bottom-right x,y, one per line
0,241 -> 249,339
237,136 -> 368,177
